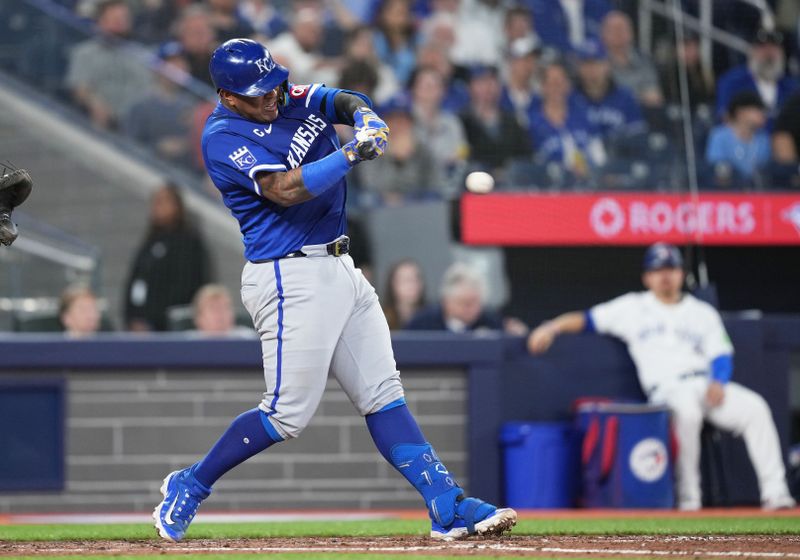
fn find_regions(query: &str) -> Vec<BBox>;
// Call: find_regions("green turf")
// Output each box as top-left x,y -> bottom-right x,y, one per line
0,556 -> 600,560
0,516 -> 798,542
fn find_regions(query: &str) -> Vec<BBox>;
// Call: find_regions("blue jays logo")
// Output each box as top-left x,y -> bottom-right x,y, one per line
654,245 -> 671,260
782,202 -> 800,235
228,146 -> 257,170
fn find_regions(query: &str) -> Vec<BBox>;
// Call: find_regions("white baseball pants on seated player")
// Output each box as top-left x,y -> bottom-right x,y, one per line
240,238 -> 405,440
651,377 -> 791,510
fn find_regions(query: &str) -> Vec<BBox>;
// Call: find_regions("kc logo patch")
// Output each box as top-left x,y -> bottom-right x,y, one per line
255,56 -> 274,73
229,146 -> 257,170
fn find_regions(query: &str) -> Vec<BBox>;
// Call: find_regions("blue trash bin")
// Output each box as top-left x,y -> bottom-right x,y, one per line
500,421 -> 581,508
576,402 -> 674,508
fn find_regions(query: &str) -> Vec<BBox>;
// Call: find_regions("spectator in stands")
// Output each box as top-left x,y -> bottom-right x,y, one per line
338,58 -> 379,102
192,284 -> 254,336
409,66 -> 469,196
460,65 -> 531,179
124,183 -> 212,332
373,0 -> 417,85
382,259 -> 427,330
573,39 -> 646,141
238,0 -> 288,39
601,10 -> 664,108
529,0 -> 612,53
414,42 -> 470,113
269,6 -> 338,85
715,28 -> 798,123
501,36 -> 541,128
706,92 -> 771,183
175,5 -> 218,88
406,262 -> 527,334
528,61 -> 606,181
659,31 -> 715,111
450,0 -> 505,68
342,25 -> 400,105
528,242 -> 796,511
206,0 -> 255,43
773,91 -> 800,165
357,98 -> 435,204
132,0 -> 181,44
65,0 -> 153,129
59,285 -> 102,338
504,5 -> 536,46
124,42 -> 196,167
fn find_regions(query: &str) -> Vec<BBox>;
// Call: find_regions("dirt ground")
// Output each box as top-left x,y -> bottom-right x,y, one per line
2,535 -> 800,558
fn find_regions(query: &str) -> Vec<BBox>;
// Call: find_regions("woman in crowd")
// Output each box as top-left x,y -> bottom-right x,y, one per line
382,259 -> 427,330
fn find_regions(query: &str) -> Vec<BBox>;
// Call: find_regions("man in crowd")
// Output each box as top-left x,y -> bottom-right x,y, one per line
65,0 -> 152,129
572,39 -> 646,141
601,10 -> 664,109
529,0 -> 612,53
459,66 -> 530,178
406,263 -> 526,334
716,28 -> 798,123
706,92 -> 771,183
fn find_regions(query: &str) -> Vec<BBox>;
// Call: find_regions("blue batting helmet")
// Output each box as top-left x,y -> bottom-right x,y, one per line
209,38 -> 289,97
643,243 -> 683,271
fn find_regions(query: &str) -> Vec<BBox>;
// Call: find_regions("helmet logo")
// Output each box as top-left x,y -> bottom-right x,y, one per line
255,57 -> 274,74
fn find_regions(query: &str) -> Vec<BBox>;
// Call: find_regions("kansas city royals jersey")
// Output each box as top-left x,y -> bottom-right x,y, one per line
202,83 -> 351,261
589,292 -> 733,394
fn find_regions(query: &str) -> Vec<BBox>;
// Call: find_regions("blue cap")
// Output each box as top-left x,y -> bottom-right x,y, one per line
157,41 -> 184,60
377,94 -> 412,117
643,243 -> 683,271
576,39 -> 607,61
468,65 -> 499,80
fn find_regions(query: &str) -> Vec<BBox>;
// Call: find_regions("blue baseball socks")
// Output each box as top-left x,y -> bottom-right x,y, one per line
193,408 -> 281,487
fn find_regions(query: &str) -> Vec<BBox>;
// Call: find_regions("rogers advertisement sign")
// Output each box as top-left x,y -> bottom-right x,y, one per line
461,193 -> 800,246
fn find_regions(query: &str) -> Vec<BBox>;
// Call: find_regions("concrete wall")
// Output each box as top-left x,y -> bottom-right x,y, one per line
0,368 -> 467,513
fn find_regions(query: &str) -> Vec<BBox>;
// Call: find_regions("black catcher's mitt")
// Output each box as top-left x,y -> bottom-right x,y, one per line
0,168 -> 33,247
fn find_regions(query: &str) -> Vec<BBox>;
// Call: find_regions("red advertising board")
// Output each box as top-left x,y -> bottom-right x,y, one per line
461,193 -> 800,246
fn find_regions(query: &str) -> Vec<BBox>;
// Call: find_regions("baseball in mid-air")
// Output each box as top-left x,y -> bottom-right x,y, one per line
465,171 -> 495,194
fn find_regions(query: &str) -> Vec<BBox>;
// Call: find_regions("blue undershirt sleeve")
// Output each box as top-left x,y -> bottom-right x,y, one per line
300,149 -> 352,197
583,310 -> 596,333
711,354 -> 733,384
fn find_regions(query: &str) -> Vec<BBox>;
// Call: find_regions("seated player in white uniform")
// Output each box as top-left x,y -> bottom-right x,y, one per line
527,242 -> 796,510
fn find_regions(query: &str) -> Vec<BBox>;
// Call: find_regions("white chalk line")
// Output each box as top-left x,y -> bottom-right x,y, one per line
24,543 -> 800,557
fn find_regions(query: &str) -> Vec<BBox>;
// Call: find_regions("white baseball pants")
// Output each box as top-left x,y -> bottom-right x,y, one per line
651,377 -> 790,509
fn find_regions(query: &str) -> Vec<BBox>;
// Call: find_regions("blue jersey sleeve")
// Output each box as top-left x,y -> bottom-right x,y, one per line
204,132 -> 287,197
286,83 -> 372,124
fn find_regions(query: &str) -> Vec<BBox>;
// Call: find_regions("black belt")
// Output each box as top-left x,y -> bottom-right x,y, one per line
645,370 -> 708,397
326,236 -> 350,257
250,237 -> 350,264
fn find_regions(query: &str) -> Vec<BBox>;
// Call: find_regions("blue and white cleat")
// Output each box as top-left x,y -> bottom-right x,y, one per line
430,496 -> 517,541
152,466 -> 212,542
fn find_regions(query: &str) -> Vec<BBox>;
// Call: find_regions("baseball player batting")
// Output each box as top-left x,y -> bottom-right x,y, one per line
152,38 -> 516,542
528,242 -> 796,511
